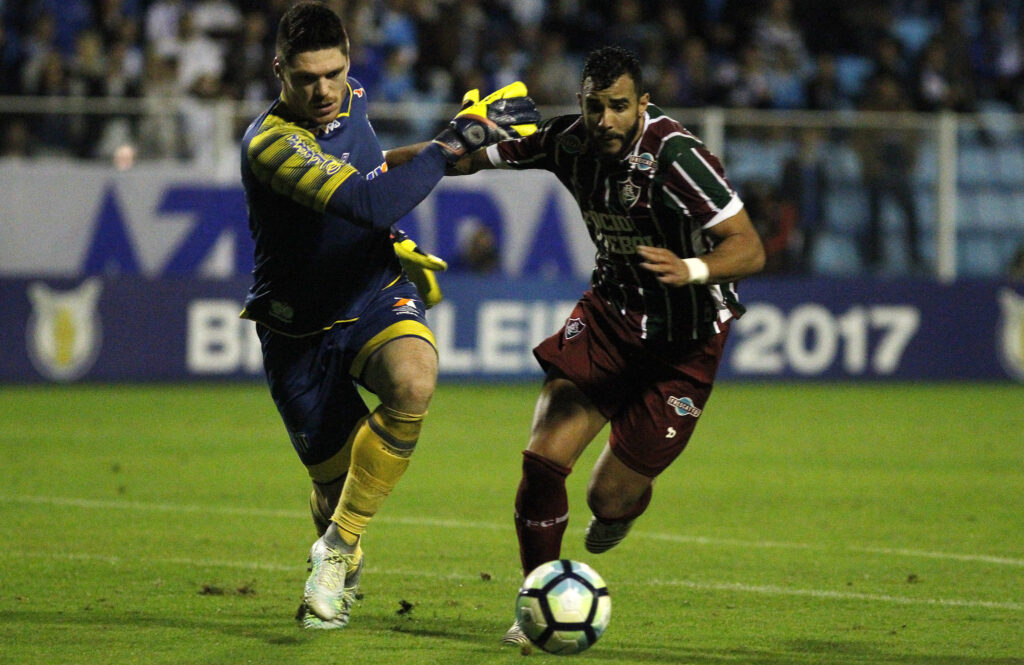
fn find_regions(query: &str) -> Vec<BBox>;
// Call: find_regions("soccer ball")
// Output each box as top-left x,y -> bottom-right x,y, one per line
515,559 -> 611,655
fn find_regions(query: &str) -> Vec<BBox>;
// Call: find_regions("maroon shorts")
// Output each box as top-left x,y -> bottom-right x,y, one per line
533,290 -> 729,478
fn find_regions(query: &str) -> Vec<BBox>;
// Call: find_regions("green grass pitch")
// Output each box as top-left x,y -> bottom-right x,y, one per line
1,381 -> 1022,664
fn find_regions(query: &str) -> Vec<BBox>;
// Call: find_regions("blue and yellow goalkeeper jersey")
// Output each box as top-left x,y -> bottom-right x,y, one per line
239,78 -> 402,337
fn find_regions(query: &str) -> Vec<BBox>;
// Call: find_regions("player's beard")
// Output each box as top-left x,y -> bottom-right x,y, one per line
595,117 -> 642,162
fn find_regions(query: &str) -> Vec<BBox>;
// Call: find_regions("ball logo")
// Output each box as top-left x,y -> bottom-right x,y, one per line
26,279 -> 103,382
997,288 -> 1024,381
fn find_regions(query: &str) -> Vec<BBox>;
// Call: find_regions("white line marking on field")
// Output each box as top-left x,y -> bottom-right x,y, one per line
633,579 -> 1024,612
5,494 -> 1024,570
4,549 -> 1022,612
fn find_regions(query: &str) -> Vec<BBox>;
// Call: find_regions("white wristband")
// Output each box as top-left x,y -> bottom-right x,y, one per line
681,258 -> 710,284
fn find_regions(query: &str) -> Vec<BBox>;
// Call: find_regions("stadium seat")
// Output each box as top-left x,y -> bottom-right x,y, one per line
833,55 -> 874,99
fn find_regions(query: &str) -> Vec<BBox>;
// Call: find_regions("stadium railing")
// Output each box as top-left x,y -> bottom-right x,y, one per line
1,96 -> 1022,280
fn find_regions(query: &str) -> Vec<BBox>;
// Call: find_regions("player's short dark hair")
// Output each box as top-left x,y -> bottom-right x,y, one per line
276,1 -> 349,64
581,46 -> 644,97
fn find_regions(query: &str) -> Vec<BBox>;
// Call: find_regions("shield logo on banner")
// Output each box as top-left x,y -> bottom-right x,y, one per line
997,288 -> 1024,382
26,278 -> 103,382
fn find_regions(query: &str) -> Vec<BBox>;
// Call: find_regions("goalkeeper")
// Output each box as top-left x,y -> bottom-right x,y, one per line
238,1 -> 539,629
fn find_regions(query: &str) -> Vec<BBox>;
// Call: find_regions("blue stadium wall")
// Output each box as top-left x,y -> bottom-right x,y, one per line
1,164 -> 1022,383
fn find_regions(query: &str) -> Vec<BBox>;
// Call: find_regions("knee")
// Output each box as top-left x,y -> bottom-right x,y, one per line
387,369 -> 435,415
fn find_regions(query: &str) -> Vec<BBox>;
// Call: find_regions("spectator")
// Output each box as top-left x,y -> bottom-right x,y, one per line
719,44 -> 773,109
175,10 -> 225,95
223,11 -> 273,102
853,72 -> 923,272
136,51 -> 183,160
780,127 -> 829,273
524,31 -> 577,106
805,53 -> 845,110
190,0 -> 243,41
28,51 -> 73,156
19,12 -> 58,95
872,34 -> 912,88
913,36 -> 973,111
482,34 -> 529,91
66,29 -> 107,157
452,221 -> 501,274
969,2 -> 1023,108
145,0 -> 186,60
0,22 -> 24,95
675,36 -> 718,107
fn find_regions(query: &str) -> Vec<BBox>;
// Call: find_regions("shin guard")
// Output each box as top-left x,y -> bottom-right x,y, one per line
331,406 -> 423,541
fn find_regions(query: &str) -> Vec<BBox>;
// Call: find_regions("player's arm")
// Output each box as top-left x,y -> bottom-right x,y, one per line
383,142 -> 432,168
449,148 -> 497,175
331,80 -> 538,223
637,207 -> 765,286
246,123 -> 447,230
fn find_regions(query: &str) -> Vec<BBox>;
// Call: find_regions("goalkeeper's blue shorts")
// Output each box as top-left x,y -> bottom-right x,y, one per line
256,278 -> 435,469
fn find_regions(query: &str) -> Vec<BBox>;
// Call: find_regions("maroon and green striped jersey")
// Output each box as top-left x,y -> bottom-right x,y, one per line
488,104 -> 747,343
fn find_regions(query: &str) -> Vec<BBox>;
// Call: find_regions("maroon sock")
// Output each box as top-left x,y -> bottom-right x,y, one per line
589,483 -> 653,523
514,450 -> 571,575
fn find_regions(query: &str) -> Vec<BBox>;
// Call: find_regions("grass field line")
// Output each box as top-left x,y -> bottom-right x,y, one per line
6,494 -> 1024,569
6,548 -> 1023,613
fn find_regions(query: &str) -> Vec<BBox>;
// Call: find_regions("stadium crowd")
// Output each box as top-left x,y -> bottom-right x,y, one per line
2,0 -> 1023,156
2,0 -> 1022,277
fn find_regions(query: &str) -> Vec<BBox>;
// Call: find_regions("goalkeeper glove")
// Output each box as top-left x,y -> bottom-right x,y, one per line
392,229 -> 447,308
433,81 -> 541,163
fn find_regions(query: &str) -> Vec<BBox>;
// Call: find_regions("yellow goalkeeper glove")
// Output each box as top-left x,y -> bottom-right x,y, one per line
459,81 -> 539,138
433,81 -> 540,162
392,230 -> 447,308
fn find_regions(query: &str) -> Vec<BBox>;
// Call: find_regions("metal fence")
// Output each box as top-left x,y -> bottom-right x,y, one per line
2,96 -> 1022,280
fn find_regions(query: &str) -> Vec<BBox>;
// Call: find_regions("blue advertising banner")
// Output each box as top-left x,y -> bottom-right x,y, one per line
2,276 -> 1023,384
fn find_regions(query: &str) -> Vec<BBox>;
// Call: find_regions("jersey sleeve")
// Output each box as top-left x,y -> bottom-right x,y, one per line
486,116 -> 571,170
658,134 -> 743,229
246,122 -> 358,213
245,115 -> 447,231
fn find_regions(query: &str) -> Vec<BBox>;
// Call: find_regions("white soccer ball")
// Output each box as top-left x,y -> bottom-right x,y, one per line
515,559 -> 611,654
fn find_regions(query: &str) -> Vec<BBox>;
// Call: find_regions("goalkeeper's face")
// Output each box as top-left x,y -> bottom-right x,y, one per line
275,47 -> 350,127
579,73 -> 649,160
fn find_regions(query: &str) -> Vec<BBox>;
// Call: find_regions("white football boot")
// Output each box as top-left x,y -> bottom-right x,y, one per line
303,536 -> 364,625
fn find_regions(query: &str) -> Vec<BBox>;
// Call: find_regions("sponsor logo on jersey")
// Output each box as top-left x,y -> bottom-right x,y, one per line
287,134 -> 344,174
269,300 -> 294,323
353,87 -> 365,97
323,119 -> 342,134
564,317 -> 586,340
366,161 -> 388,180
557,134 -> 583,154
26,278 -> 103,382
667,395 -> 702,418
628,152 -> 656,171
997,288 -> 1024,381
392,297 -> 420,316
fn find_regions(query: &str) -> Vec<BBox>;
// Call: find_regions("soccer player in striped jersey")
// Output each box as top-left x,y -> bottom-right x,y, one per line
452,45 -> 766,645
239,2 -> 538,629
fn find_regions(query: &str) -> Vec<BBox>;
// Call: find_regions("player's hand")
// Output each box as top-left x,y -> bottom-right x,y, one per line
392,229 -> 447,308
433,81 -> 541,163
637,245 -> 707,286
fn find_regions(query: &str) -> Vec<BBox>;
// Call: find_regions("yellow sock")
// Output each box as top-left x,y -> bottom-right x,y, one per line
331,405 -> 424,542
